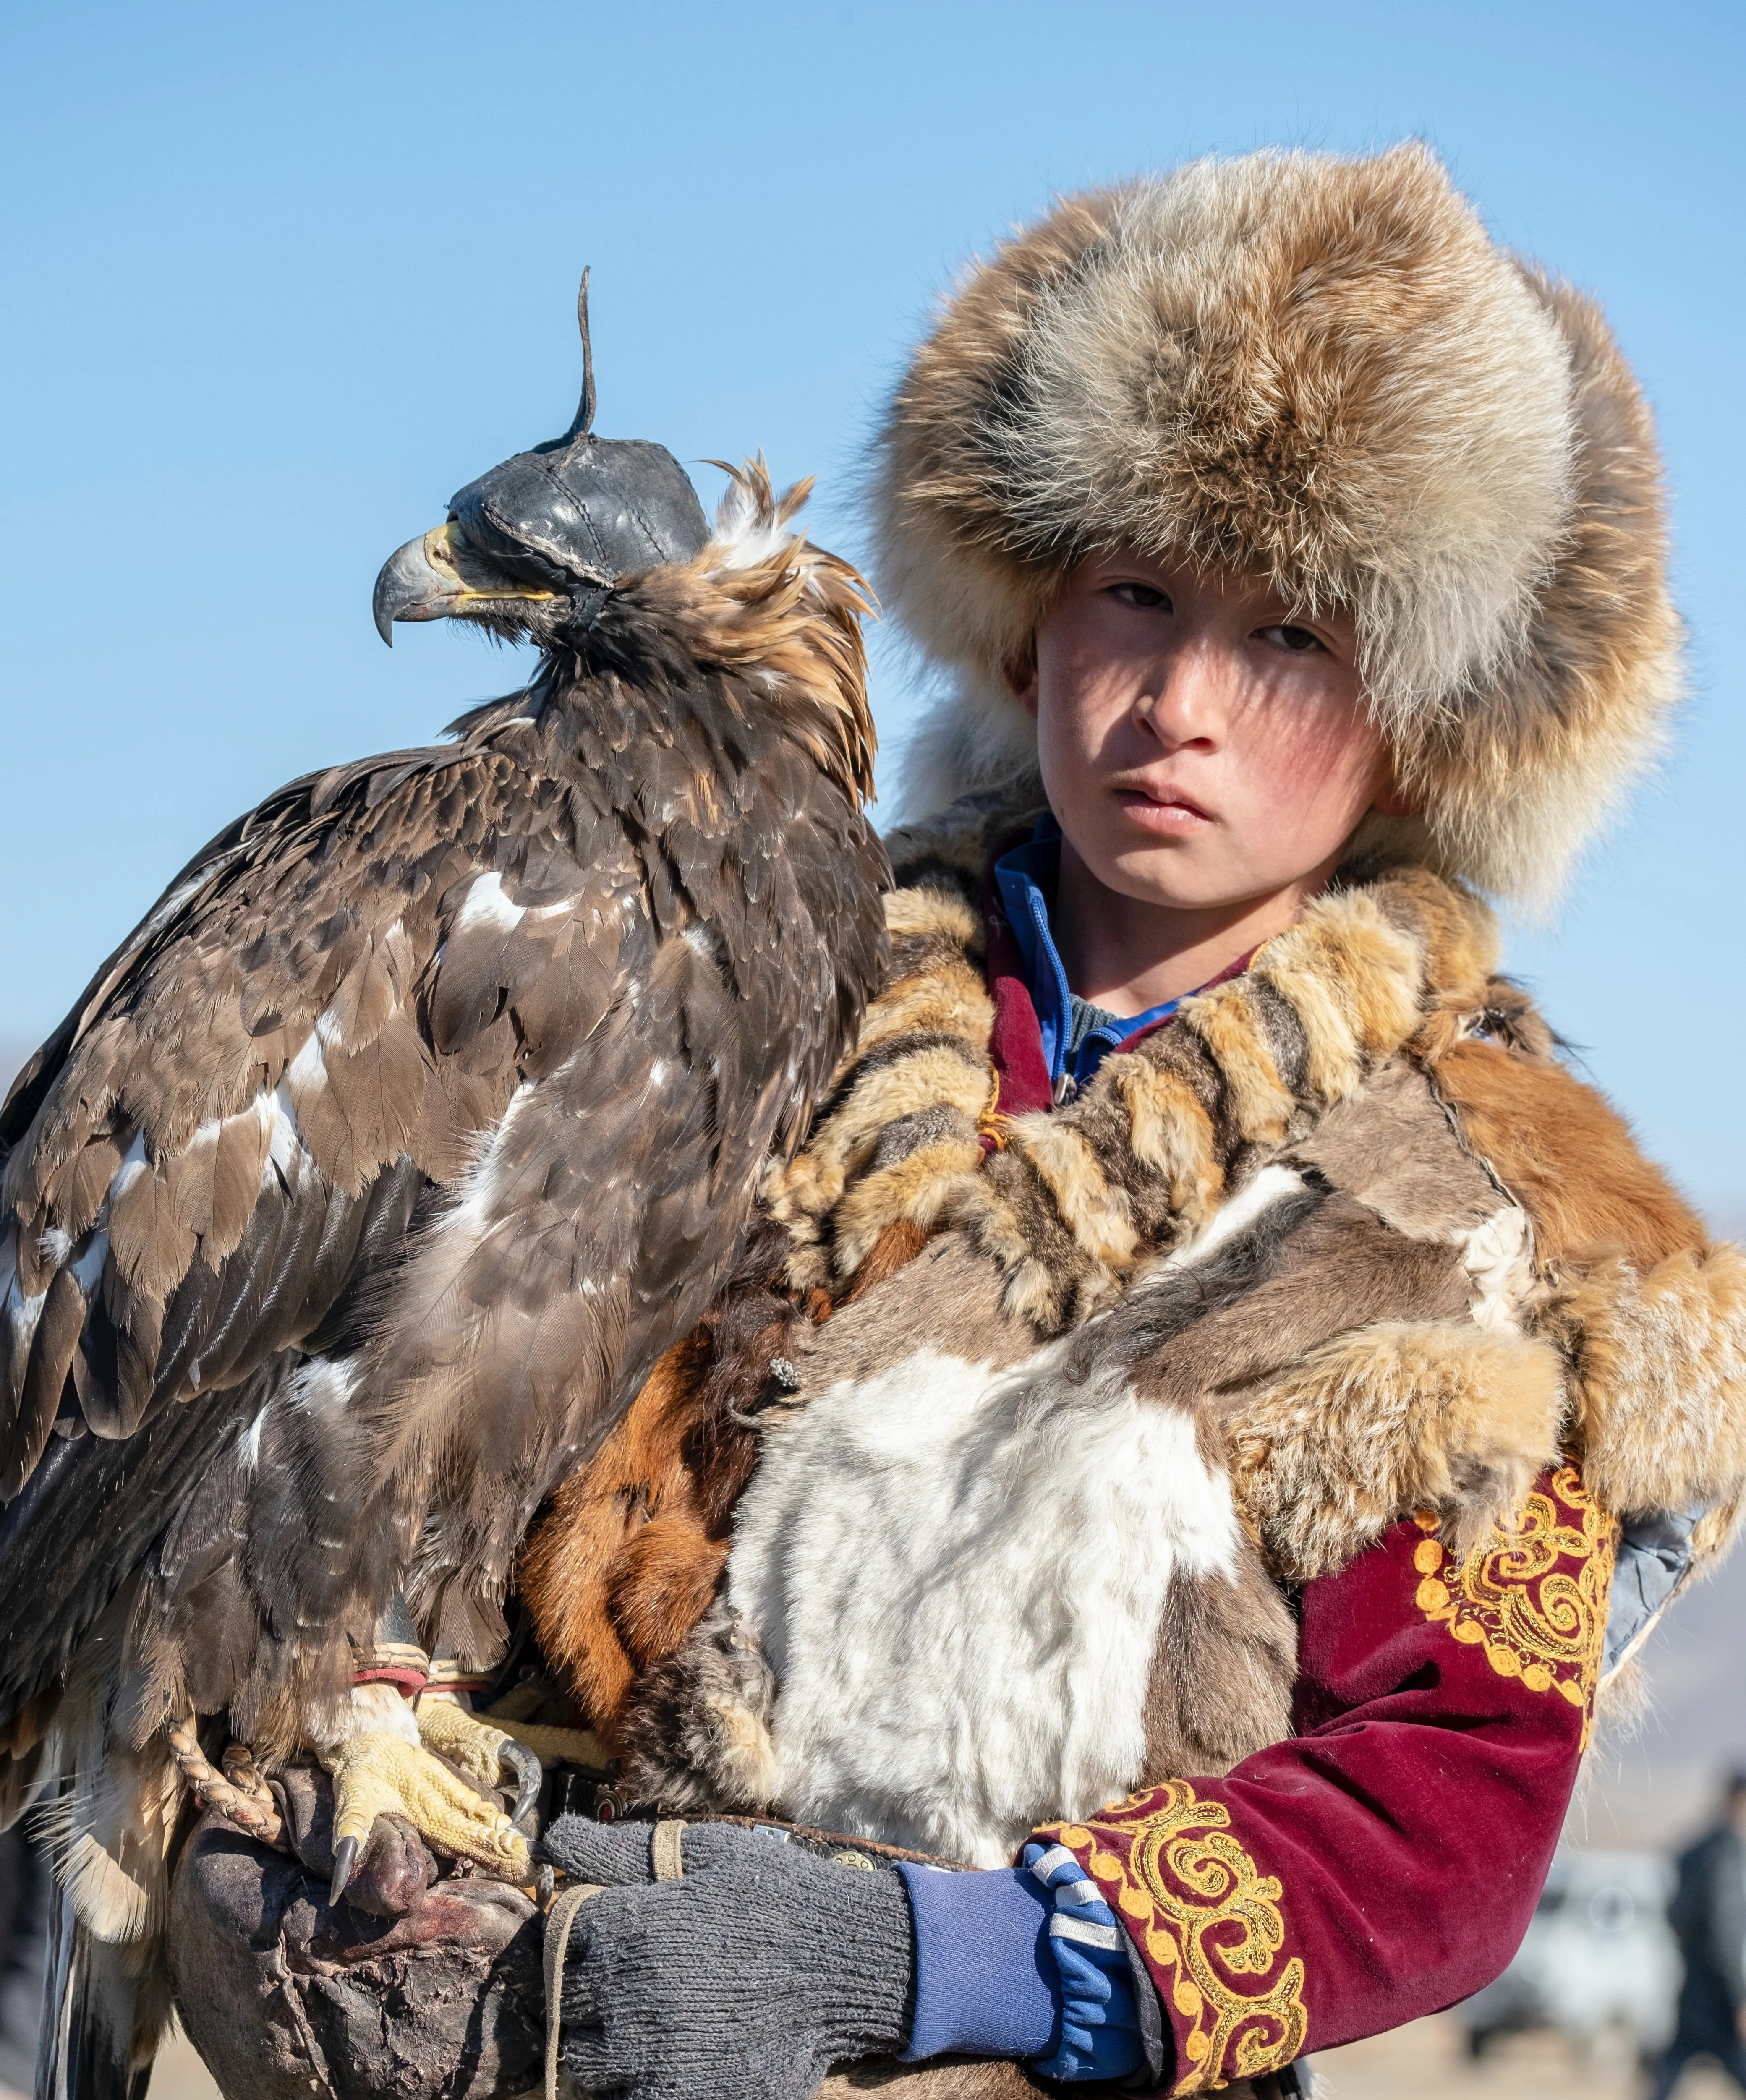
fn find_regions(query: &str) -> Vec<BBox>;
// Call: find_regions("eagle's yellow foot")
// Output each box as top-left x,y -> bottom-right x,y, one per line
416,1695 -> 606,1828
322,1699 -> 529,1904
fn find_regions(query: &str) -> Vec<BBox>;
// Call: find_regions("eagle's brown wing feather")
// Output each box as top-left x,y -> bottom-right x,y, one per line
367,723 -> 868,1672
0,709 -> 648,1731
124,721 -> 869,1730
0,715 -> 646,1496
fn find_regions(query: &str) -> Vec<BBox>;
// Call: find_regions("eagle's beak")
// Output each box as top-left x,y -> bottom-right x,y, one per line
371,522 -> 555,645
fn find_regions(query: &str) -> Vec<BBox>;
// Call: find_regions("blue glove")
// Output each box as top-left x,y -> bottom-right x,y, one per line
897,1841 -> 1147,2081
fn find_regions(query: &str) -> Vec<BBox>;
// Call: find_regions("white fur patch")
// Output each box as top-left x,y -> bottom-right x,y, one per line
309,1679 -> 422,1756
1459,1202 -> 1534,1332
727,1343 -> 1242,1865
1159,1162 -> 1306,1272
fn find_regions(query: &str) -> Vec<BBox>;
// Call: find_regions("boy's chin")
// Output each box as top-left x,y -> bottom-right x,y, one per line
1097,845 -> 1268,917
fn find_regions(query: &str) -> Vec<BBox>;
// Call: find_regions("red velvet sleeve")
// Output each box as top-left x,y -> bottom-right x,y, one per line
1036,1464 -> 1617,2094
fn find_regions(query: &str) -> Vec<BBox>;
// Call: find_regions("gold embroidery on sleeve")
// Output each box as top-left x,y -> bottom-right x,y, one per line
1413,1464 -> 1616,1747
1040,1781 -> 1308,2095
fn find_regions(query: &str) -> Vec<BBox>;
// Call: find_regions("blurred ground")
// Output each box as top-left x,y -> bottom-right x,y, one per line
0,2027 -> 222,2100
47,2016 -> 1743,2100
1312,2010 -> 1738,2096
141,2029 -> 222,2100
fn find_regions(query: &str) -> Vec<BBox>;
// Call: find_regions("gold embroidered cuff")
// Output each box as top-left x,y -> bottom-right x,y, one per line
1039,1780 -> 1307,2096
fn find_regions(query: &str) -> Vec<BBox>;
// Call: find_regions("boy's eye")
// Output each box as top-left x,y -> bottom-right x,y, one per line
1258,623 -> 1326,655
1110,582 -> 1171,611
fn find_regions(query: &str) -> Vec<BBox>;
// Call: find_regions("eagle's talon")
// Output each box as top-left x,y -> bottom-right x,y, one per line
413,1696 -> 606,1810
324,1725 -> 530,1894
330,1834 -> 360,1905
499,1736 -> 544,1831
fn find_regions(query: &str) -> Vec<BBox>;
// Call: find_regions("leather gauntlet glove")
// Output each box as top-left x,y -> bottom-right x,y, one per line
543,1817 -> 914,2100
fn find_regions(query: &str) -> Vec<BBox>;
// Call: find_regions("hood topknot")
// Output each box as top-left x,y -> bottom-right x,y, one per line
875,142 -> 1680,905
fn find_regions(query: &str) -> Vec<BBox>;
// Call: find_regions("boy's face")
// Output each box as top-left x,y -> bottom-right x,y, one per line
1016,550 -> 1393,917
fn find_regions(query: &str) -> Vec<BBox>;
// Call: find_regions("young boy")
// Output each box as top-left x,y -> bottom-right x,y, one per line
537,144 -> 1743,2100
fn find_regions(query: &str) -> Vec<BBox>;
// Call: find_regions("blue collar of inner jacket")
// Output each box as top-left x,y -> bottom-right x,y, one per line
992,815 -> 1181,1089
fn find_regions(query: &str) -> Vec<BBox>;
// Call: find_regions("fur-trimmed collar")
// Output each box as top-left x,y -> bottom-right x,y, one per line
761,791 -> 1746,1575
523,799 -> 1746,1817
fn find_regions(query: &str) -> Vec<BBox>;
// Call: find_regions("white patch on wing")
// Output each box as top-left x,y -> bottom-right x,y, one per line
136,867 -> 222,948
38,1226 -> 73,1267
237,1399 -> 271,1471
106,1130 -> 149,1211
453,871 -> 525,938
285,1032 -> 326,1095
438,1078 -> 536,1251
286,1356 -> 360,1418
69,1230 -> 108,1293
0,1231 -> 44,1366
266,1082 -> 309,1182
727,1341 -> 1243,1866
523,895 -> 579,926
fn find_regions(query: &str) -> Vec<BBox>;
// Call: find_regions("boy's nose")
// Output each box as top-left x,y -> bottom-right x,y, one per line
1133,645 -> 1225,749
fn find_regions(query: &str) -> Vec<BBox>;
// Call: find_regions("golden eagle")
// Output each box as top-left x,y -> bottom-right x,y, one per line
0,283 -> 885,2095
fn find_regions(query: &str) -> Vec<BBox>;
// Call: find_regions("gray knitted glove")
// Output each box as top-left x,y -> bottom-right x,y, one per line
542,1817 -> 914,2100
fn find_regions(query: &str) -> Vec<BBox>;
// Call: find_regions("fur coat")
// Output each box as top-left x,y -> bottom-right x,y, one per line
518,789 -> 1746,2095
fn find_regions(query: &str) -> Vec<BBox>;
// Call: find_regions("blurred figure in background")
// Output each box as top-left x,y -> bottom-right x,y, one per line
1654,1772 -> 1746,2096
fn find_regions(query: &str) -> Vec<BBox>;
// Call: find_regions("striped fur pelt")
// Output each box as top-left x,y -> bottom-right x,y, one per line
520,791 -> 1746,1867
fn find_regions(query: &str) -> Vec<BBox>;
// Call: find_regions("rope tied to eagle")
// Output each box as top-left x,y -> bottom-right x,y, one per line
168,1716 -> 284,1846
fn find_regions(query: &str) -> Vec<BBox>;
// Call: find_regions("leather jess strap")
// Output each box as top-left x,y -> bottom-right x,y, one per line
543,1878 -> 599,2100
543,1821 -> 689,2100
651,1818 -> 686,1884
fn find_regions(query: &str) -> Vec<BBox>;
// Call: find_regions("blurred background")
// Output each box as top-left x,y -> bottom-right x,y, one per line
3,0 -> 1743,2092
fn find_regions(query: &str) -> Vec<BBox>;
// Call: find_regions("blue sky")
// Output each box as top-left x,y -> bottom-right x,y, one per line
4,1 -> 1742,1210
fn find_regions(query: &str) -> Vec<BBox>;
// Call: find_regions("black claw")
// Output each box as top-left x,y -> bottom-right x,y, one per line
500,1738 -> 543,1832
330,1834 -> 360,1905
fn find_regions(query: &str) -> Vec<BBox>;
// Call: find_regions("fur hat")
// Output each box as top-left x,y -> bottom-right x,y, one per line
873,143 -> 1679,904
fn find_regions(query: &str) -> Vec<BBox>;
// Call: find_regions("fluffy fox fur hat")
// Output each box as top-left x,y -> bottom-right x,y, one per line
875,143 -> 1680,904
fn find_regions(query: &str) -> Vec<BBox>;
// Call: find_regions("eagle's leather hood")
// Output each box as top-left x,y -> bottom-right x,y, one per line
374,277 -> 711,645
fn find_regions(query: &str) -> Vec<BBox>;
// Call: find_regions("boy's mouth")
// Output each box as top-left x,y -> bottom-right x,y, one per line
1112,785 -> 1212,831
